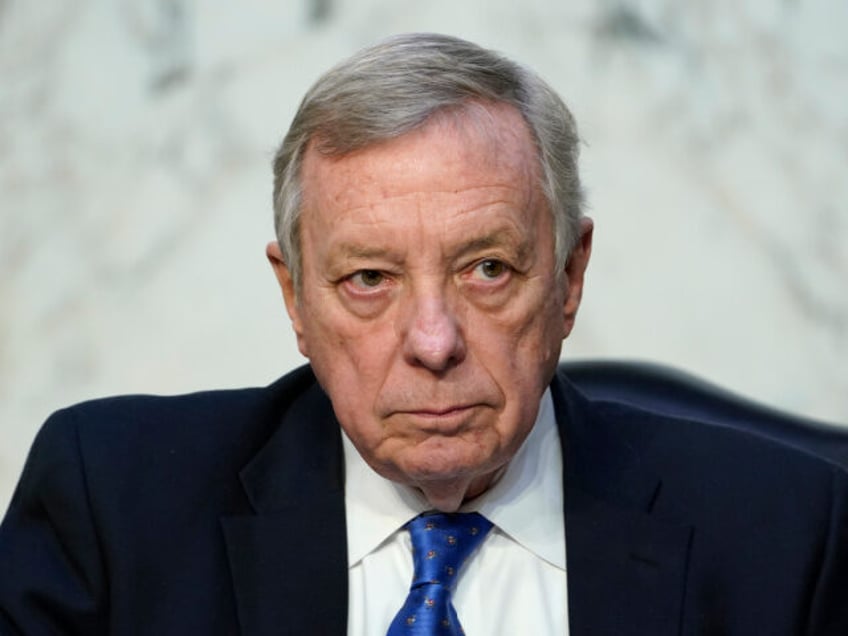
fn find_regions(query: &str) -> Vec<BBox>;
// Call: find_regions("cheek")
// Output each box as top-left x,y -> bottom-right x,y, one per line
315,326 -> 398,385
299,294 -> 398,413
474,282 -> 565,362
469,289 -> 564,430
301,289 -> 388,358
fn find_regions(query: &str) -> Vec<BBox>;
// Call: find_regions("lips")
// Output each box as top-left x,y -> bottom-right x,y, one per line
389,404 -> 481,433
407,405 -> 472,416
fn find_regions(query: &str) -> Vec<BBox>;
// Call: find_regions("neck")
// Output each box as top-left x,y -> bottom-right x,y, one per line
415,466 -> 506,512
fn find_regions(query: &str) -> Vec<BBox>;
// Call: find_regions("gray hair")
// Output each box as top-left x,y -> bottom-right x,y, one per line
272,33 -> 584,289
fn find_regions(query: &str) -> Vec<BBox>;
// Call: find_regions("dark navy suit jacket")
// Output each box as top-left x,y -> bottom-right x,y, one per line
2,365 -> 847,635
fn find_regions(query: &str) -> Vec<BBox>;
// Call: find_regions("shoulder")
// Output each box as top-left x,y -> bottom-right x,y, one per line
24,365 -> 325,500
552,368 -> 848,606
40,364 -> 320,446
552,367 -> 846,514
6,364 -> 330,548
553,361 -> 848,469
553,364 -> 845,475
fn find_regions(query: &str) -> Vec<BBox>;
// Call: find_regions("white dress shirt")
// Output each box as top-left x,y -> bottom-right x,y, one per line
343,389 -> 569,635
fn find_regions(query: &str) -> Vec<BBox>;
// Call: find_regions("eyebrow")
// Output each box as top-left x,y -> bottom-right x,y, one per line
334,244 -> 400,261
332,227 -> 532,264
451,228 -> 532,263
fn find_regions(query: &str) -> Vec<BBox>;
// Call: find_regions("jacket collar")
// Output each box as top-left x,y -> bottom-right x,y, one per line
221,370 -> 348,636
552,370 -> 693,635
223,366 -> 693,635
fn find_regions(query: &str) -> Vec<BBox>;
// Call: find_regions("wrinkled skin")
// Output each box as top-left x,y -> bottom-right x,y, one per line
268,103 -> 593,511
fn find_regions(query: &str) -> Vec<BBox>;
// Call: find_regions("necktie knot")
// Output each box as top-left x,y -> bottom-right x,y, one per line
408,512 -> 492,591
388,512 -> 493,635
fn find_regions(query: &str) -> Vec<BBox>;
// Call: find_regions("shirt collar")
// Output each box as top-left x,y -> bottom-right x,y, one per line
343,389 -> 565,570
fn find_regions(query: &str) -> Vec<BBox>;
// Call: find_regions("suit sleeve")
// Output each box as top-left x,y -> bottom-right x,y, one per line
0,408 -> 108,635
805,464 -> 848,635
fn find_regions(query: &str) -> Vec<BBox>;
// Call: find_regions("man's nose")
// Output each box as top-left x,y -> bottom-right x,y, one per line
400,293 -> 467,372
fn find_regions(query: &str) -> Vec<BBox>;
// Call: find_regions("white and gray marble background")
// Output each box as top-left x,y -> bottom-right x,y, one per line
1,0 -> 846,510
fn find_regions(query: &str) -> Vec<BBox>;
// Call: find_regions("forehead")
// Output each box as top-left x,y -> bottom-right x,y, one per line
299,102 -> 542,215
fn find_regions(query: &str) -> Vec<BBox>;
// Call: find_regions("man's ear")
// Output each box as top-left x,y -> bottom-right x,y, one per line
265,241 -> 309,358
561,217 -> 594,340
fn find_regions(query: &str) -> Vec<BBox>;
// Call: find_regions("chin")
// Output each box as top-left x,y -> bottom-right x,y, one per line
393,441 -> 503,486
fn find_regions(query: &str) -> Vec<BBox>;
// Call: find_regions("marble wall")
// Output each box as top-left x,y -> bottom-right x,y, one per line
1,0 -> 846,510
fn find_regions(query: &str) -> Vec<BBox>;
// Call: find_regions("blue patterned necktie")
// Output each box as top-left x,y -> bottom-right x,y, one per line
387,512 -> 493,635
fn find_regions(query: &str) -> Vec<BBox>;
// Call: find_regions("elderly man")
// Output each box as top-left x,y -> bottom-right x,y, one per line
1,33 -> 847,636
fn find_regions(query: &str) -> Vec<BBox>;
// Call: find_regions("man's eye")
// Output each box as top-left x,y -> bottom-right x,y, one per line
350,270 -> 385,288
473,259 -> 507,280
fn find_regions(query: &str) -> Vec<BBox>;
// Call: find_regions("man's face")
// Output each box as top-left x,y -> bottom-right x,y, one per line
268,103 -> 592,511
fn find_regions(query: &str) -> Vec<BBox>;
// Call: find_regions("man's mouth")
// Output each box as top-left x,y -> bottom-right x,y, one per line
391,405 -> 481,433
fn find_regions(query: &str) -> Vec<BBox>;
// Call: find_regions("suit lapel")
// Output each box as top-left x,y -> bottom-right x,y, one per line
219,366 -> 694,635
552,373 -> 693,636
565,486 -> 692,636
221,376 -> 348,636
